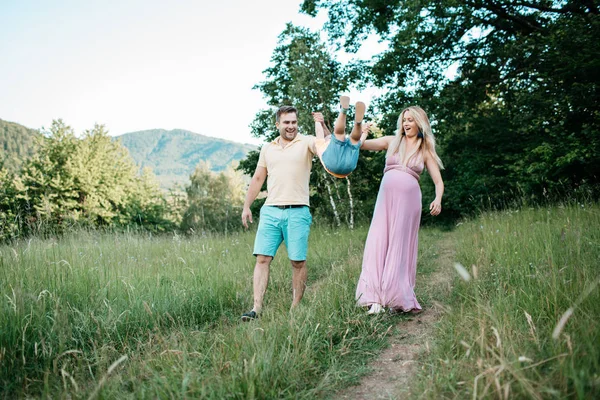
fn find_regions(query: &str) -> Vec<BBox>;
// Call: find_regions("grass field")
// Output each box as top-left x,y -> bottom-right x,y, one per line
415,203 -> 599,399
1,203 -> 598,398
0,223 -> 438,399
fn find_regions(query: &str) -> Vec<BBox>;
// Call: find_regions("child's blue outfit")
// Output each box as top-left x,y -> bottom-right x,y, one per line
315,135 -> 362,178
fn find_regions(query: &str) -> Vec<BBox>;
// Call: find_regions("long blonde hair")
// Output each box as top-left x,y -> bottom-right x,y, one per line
387,106 -> 444,169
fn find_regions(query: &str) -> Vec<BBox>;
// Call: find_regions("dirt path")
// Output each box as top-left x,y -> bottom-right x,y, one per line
338,234 -> 455,399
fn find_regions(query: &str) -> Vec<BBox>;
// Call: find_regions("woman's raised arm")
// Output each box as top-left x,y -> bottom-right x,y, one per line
360,136 -> 393,151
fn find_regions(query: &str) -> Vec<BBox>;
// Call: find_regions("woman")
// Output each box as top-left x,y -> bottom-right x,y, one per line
357,106 -> 444,314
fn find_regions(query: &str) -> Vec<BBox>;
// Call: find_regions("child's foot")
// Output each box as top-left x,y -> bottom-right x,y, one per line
340,95 -> 350,114
354,101 -> 366,124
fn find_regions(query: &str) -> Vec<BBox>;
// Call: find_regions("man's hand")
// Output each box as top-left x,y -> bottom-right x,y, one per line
242,207 -> 253,228
312,112 -> 324,123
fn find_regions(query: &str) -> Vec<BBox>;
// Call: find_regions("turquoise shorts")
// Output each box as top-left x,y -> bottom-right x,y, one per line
321,135 -> 361,175
253,205 -> 312,261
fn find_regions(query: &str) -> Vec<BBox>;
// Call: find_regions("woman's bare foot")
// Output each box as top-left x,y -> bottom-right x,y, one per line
368,303 -> 385,314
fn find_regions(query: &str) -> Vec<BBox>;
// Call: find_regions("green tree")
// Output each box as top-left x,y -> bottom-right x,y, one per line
240,23 -> 384,226
0,156 -> 28,240
182,161 -> 246,234
14,120 -> 172,235
19,120 -> 80,228
71,123 -> 139,223
118,167 -> 174,231
302,0 -> 600,217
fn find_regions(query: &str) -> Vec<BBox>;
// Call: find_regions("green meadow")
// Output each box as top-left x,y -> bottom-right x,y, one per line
417,203 -> 600,399
1,203 -> 598,399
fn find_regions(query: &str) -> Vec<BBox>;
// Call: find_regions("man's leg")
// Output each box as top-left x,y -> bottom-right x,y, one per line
291,260 -> 307,308
253,255 -> 272,313
243,205 -> 282,321
284,206 -> 312,309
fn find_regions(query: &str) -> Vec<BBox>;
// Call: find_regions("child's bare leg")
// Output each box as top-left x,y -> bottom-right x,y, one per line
312,112 -> 325,140
350,101 -> 366,145
333,114 -> 347,141
314,121 -> 325,139
334,96 -> 350,141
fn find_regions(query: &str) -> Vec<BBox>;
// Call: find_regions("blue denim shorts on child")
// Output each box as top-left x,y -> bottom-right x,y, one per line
321,135 -> 361,176
253,205 -> 312,261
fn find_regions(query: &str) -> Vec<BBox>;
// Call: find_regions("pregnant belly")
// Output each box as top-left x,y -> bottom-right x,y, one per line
381,169 -> 421,196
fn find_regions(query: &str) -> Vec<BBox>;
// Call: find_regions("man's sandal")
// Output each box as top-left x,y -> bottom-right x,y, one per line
241,310 -> 257,321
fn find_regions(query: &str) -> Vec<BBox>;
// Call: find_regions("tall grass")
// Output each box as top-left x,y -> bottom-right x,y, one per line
415,203 -> 600,399
0,224 -> 441,398
5,204 -> 593,398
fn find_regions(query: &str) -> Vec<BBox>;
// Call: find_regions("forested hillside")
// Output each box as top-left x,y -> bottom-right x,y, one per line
1,121 -> 252,240
116,129 -> 256,188
0,119 -> 40,172
0,121 -> 256,189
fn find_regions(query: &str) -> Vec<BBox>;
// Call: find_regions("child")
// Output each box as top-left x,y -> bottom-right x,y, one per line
313,96 -> 370,178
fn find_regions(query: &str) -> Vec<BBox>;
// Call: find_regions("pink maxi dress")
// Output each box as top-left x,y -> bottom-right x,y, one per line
356,151 -> 424,312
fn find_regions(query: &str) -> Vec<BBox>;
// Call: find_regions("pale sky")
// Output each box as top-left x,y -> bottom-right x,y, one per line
0,0 -> 385,145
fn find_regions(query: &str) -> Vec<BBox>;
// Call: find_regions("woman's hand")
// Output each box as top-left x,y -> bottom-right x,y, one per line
429,199 -> 442,216
361,122 -> 372,135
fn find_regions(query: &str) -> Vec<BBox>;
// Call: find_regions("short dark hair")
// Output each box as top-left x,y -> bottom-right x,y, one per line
276,105 -> 298,122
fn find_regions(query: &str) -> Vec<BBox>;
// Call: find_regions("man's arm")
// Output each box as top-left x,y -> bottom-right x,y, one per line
241,166 -> 267,228
312,112 -> 330,139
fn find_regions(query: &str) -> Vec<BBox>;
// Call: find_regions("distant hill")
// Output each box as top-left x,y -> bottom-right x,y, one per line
0,119 -> 40,172
115,129 -> 256,188
0,120 -> 255,188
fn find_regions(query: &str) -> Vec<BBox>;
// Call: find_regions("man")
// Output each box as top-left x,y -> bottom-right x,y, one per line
240,105 -> 316,321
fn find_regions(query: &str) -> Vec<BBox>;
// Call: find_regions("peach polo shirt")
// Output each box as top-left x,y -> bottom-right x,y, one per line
257,134 -> 316,206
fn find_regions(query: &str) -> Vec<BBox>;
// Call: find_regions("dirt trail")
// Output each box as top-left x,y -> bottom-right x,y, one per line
338,234 -> 455,399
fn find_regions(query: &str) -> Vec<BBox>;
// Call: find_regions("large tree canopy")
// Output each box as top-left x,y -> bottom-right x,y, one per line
302,0 -> 600,216
240,23 -> 389,226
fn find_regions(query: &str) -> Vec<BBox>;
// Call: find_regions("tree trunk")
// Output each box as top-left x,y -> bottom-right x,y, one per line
332,177 -> 349,226
201,205 -> 205,229
325,178 -> 341,227
345,176 -> 354,229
